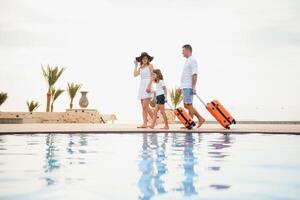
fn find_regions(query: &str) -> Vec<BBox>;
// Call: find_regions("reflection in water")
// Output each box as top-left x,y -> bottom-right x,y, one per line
44,134 -> 60,186
0,136 -> 5,151
2,133 -> 234,198
138,133 -> 233,199
138,134 -> 168,200
208,133 -> 232,190
171,133 -> 198,196
78,135 -> 88,155
153,133 -> 167,194
138,134 -> 154,200
45,134 -> 60,172
182,133 -> 197,196
67,134 -> 88,165
208,133 -> 232,166
67,135 -> 75,155
43,134 -> 89,186
78,135 -> 88,165
210,184 -> 231,190
1,133 -> 298,200
138,133 -> 200,199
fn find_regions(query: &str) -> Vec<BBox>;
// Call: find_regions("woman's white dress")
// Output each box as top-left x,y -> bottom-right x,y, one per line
138,66 -> 152,100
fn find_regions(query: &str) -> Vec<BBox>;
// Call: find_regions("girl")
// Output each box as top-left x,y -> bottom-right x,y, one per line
149,69 -> 169,130
133,52 -> 154,128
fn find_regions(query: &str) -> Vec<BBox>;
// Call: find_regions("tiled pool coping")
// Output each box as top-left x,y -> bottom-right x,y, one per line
1,123 -> 300,134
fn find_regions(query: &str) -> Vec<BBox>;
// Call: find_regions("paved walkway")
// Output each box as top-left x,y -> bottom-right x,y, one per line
1,123 -> 300,134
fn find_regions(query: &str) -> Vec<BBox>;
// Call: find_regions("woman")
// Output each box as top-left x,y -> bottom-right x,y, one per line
133,52 -> 154,128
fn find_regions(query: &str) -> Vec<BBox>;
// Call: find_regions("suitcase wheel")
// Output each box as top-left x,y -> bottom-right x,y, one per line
187,125 -> 193,130
192,121 -> 196,126
225,126 -> 230,130
233,119 -> 236,124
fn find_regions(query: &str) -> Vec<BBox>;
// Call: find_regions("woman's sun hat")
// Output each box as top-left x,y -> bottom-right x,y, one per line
135,52 -> 154,62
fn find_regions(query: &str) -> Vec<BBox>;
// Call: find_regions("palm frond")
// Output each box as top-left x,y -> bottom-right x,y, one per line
42,64 -> 65,112
0,92 -> 8,106
67,83 -> 82,99
50,87 -> 64,112
41,65 -> 66,88
51,87 -> 64,102
26,100 -> 40,112
169,88 -> 183,109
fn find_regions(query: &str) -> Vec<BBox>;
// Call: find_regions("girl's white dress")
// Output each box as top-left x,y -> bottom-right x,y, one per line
138,66 -> 152,100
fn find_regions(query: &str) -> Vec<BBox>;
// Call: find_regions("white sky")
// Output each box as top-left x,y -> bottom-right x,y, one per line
0,0 -> 299,122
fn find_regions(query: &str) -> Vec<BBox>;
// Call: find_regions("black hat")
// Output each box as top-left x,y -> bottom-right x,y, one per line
135,52 -> 154,62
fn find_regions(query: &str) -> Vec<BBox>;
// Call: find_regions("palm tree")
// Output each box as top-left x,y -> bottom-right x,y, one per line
42,65 -> 65,112
0,92 -> 8,109
26,100 -> 40,112
170,88 -> 183,109
50,88 -> 64,112
67,83 -> 82,109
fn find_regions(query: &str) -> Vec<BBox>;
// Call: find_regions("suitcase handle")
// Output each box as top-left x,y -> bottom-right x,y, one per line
166,102 -> 174,110
194,94 -> 207,107
167,94 -> 207,109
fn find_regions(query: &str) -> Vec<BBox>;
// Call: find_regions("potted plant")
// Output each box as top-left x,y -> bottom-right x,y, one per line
67,83 -> 82,110
170,88 -> 183,109
0,92 -> 8,108
26,100 -> 40,113
162,88 -> 183,123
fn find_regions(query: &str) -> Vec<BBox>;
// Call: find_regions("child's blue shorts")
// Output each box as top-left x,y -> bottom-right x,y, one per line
156,94 -> 165,105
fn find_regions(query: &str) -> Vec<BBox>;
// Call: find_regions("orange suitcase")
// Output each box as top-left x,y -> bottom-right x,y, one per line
195,95 -> 236,129
167,103 -> 195,129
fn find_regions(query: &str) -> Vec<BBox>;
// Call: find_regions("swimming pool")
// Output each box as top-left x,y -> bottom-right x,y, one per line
0,133 -> 299,200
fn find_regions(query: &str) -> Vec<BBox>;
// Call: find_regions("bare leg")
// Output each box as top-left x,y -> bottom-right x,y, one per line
179,103 -> 193,129
137,99 -> 148,128
193,107 -> 205,127
159,105 -> 169,129
184,103 -> 194,118
184,103 -> 205,128
149,106 -> 159,129
144,98 -> 154,123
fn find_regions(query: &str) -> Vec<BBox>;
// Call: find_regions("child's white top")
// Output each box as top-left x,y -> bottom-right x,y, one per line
155,80 -> 165,96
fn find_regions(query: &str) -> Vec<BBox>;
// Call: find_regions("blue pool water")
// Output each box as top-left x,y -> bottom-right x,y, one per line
0,133 -> 300,200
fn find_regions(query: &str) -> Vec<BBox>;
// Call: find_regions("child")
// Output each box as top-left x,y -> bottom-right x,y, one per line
149,69 -> 169,130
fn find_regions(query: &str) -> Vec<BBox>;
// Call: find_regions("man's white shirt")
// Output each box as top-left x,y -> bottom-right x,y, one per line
180,56 -> 198,89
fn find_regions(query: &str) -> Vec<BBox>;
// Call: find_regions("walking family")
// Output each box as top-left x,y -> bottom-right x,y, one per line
133,44 -> 205,130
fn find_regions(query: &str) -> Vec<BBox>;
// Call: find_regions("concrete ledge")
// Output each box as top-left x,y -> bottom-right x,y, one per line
0,123 -> 300,134
0,118 -> 23,124
0,110 -> 106,124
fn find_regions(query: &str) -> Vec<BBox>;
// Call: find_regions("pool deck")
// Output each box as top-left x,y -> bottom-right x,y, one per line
0,123 -> 300,134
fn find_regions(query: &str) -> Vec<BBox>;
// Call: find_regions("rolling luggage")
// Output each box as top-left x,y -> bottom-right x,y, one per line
167,102 -> 196,129
195,94 -> 236,129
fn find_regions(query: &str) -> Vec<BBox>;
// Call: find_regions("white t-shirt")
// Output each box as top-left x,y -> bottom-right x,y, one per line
155,80 -> 165,96
180,56 -> 198,89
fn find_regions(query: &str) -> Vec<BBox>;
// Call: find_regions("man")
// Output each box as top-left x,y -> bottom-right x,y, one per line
178,44 -> 205,128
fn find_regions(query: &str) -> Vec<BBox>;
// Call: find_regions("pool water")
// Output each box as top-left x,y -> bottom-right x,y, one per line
0,133 -> 299,200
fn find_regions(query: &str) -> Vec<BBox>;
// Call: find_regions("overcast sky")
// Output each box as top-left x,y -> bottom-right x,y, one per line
0,0 -> 299,122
